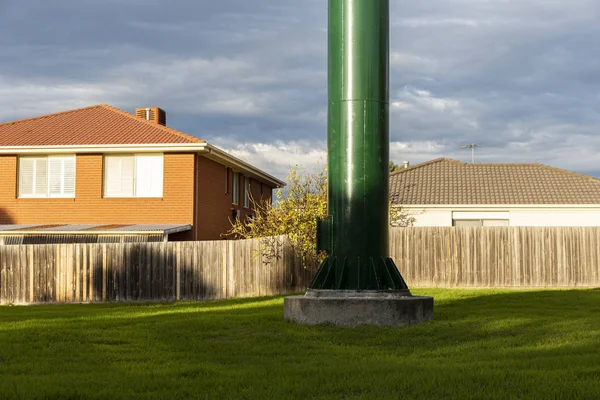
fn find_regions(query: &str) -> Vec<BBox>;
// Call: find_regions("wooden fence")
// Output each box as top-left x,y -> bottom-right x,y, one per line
0,236 -> 317,304
3,227 -> 600,304
391,227 -> 600,288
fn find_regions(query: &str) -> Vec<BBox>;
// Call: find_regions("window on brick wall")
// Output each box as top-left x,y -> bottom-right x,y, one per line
104,154 -> 163,198
18,155 -> 76,198
244,177 -> 250,208
232,172 -> 239,205
225,167 -> 229,194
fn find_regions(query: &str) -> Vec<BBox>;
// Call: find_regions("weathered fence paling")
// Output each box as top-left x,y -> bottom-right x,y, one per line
0,236 -> 317,304
391,227 -> 600,288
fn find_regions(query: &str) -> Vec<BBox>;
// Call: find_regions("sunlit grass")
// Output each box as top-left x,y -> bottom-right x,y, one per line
1,288 -> 600,399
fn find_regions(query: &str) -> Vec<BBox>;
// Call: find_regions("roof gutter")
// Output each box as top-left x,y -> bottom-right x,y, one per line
0,143 -> 208,154
402,204 -> 600,209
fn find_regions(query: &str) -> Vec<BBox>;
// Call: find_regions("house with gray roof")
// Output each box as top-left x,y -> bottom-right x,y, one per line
390,158 -> 600,226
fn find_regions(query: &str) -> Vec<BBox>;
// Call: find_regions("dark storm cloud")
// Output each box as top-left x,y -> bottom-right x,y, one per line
1,0 -> 600,177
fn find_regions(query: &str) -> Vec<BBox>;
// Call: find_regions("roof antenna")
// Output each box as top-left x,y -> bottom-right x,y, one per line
461,143 -> 477,163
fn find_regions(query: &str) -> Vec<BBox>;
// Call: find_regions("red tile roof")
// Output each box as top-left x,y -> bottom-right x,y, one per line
390,158 -> 600,205
0,104 -> 204,146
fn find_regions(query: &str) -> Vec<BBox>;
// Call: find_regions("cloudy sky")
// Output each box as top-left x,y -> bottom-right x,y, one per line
1,0 -> 600,178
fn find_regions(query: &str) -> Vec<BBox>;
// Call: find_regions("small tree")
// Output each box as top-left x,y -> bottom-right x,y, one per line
389,203 -> 416,228
225,164 -> 414,266
225,165 -> 327,267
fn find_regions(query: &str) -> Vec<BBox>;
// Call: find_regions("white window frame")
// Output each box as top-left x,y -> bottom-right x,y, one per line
244,177 -> 250,208
103,153 -> 164,198
18,155 -> 76,199
232,172 -> 239,205
453,219 -> 509,227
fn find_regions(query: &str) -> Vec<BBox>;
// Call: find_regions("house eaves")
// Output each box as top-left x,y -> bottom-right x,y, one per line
203,144 -> 286,188
402,204 -> 600,209
0,142 -> 286,188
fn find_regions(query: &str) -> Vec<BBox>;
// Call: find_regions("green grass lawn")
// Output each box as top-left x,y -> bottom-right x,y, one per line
1,289 -> 600,399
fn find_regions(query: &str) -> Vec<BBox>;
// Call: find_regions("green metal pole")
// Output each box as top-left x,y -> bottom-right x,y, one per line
311,0 -> 409,291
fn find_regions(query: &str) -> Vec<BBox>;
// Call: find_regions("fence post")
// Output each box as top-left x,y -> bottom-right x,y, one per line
176,241 -> 181,301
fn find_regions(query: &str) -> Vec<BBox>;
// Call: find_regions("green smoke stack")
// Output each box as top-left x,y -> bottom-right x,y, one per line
311,0 -> 409,291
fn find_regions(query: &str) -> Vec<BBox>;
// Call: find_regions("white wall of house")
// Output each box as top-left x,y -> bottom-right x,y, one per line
406,206 -> 600,227
510,209 -> 600,226
409,209 -> 452,226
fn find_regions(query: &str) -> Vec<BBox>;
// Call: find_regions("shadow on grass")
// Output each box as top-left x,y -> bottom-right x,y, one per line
2,289 -> 600,399
0,294 -> 289,324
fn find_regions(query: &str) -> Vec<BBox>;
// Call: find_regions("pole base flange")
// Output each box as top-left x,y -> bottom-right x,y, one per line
309,256 -> 409,291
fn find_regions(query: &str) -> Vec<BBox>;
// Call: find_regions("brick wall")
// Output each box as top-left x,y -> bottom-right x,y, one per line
194,156 -> 276,240
193,155 -> 233,240
0,153 -> 195,226
0,153 -> 278,241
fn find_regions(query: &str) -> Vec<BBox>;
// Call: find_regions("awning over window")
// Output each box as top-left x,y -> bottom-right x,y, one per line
0,224 -> 191,235
0,224 -> 192,245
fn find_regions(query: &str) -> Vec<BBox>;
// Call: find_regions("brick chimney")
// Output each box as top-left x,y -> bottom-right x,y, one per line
135,107 -> 166,126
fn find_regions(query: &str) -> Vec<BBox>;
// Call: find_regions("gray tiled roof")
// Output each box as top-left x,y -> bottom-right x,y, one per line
390,158 -> 600,205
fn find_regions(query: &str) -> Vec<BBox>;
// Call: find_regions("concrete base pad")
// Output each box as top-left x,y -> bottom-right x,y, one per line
284,291 -> 434,327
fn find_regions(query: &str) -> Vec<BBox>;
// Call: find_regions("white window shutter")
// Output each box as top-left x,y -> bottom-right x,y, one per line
104,156 -> 120,197
244,177 -> 250,207
135,154 -> 163,197
18,158 -> 35,197
19,156 -> 74,198
63,156 -> 76,196
121,156 -> 134,196
135,156 -> 152,197
232,172 -> 239,204
104,155 -> 134,197
34,158 -> 48,196
48,157 -> 63,196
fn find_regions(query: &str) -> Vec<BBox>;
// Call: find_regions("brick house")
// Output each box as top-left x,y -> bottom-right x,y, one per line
0,104 -> 284,243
